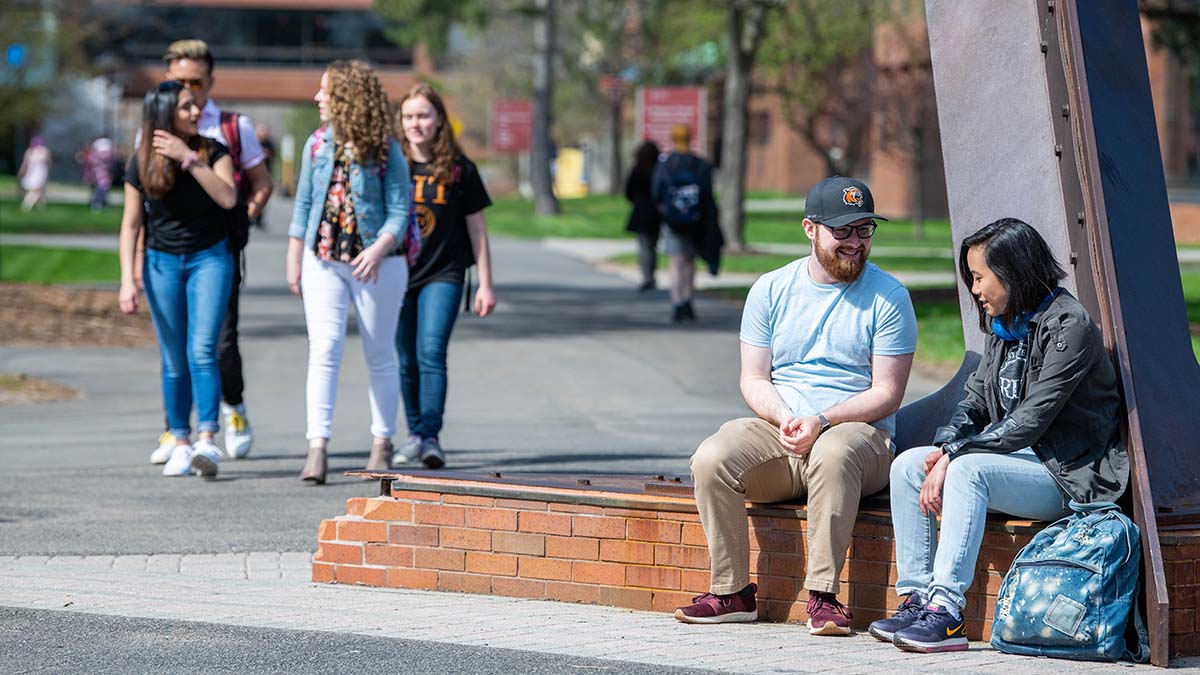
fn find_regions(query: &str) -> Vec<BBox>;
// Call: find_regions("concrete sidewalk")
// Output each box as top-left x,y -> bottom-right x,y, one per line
3,554 -> 1185,674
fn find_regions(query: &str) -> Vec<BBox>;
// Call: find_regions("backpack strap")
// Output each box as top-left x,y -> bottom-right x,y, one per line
220,111 -> 242,181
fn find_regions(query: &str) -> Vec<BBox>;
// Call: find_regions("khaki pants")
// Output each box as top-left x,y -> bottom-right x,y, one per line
691,417 -> 892,595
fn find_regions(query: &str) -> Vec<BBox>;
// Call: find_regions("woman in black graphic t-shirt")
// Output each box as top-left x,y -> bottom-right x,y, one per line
393,84 -> 495,470
118,81 -> 238,479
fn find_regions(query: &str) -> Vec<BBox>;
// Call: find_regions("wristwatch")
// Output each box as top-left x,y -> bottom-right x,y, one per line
817,413 -> 831,435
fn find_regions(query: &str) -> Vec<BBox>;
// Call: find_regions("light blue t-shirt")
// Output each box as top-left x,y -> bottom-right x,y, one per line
740,257 -> 918,438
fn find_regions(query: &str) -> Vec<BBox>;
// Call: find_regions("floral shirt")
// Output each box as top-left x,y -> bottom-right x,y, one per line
314,154 -> 364,262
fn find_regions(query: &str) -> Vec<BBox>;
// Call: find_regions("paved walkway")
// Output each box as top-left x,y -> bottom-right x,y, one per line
3,554 -> 1185,674
2,200 -> 1188,672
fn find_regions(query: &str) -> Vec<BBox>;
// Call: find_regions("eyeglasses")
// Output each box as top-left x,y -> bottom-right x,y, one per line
174,77 -> 206,90
821,222 -> 877,240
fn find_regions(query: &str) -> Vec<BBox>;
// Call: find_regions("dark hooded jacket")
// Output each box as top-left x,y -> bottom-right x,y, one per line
933,290 -> 1129,504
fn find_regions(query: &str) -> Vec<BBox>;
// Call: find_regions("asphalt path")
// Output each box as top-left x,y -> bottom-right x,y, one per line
0,607 -> 712,675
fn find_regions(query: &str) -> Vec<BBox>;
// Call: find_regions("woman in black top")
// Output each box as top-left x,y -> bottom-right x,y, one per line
625,141 -> 662,292
393,83 -> 495,469
118,81 -> 238,479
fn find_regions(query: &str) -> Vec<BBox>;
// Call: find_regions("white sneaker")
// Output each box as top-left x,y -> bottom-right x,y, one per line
163,444 -> 194,477
150,431 -> 175,465
393,434 -> 421,465
191,439 -> 220,478
222,403 -> 253,459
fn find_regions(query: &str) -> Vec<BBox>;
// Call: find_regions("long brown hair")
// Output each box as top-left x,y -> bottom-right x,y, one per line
137,81 -> 210,198
397,83 -> 462,184
326,60 -> 392,166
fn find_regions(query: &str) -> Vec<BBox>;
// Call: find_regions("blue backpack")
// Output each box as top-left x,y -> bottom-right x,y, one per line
660,155 -> 705,230
991,501 -> 1148,662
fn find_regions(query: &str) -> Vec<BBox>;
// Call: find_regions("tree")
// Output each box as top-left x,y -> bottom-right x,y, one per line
716,1 -> 774,252
760,0 -> 878,183
872,1 -> 936,238
375,0 -> 561,214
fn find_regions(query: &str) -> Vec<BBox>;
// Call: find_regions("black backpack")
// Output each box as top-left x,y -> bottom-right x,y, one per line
220,111 -> 252,252
660,155 -> 706,230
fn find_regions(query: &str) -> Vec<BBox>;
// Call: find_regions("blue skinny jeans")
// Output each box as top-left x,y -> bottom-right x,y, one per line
396,281 -> 463,439
143,240 -> 234,438
890,445 -> 1070,610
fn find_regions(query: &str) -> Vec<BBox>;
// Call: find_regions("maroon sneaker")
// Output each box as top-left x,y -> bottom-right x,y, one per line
806,590 -> 852,635
674,584 -> 758,624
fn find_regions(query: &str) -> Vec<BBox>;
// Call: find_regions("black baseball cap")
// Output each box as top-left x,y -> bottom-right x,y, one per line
804,176 -> 888,228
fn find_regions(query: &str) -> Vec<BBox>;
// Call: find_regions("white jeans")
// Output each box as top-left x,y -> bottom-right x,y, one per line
301,251 -> 408,441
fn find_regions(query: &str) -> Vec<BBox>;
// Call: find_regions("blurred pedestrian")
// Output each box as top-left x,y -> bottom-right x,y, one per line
18,136 -> 51,212
143,39 -> 275,466
392,83 -> 495,470
252,123 -> 275,230
651,124 -> 722,323
288,60 -> 416,484
117,81 -> 238,478
624,140 -> 662,292
80,136 -> 114,211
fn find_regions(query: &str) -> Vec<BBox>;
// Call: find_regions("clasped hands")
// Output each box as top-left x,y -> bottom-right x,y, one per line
777,415 -> 822,456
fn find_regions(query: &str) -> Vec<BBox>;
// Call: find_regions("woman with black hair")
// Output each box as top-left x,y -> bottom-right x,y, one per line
624,140 -> 662,292
118,80 -> 238,478
868,218 -> 1129,653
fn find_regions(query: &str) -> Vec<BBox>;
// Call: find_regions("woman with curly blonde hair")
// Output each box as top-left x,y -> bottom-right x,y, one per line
392,83 -> 495,469
288,60 -> 421,484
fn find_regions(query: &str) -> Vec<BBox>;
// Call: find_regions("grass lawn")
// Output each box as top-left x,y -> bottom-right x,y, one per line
486,194 -> 952,247
0,245 -> 120,285
0,199 -> 122,234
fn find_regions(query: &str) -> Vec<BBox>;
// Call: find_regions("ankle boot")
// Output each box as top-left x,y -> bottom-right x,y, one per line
300,443 -> 327,484
365,438 -> 393,472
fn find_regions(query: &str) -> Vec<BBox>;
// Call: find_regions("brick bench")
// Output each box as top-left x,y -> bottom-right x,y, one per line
312,472 -> 1045,641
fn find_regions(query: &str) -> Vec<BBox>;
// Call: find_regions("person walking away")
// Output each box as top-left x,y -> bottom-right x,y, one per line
288,60 -> 416,484
651,124 -> 719,322
82,137 -> 114,211
675,176 -> 916,637
868,218 -> 1128,653
392,83 -> 496,470
18,136 -> 51,212
145,39 -> 273,465
625,141 -> 662,292
117,81 -> 238,478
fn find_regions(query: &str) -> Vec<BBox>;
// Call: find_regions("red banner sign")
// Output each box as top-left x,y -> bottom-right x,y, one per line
637,87 -> 707,155
491,99 -> 533,153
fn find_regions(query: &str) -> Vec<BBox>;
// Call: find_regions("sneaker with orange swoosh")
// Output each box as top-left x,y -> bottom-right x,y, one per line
892,604 -> 969,653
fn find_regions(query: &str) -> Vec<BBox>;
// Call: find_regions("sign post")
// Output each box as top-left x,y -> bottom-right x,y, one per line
636,86 -> 707,155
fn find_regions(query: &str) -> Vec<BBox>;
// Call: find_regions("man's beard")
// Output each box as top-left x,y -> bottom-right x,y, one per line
814,242 -> 867,282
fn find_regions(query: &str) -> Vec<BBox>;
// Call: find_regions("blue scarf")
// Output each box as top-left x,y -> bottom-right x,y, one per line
991,288 -> 1062,342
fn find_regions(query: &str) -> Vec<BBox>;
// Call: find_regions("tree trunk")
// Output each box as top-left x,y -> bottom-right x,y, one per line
532,0 -> 561,215
717,4 -> 767,253
609,98 -> 622,196
910,123 -> 925,239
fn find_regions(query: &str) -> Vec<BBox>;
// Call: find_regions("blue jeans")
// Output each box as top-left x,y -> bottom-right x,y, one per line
890,446 -> 1070,610
396,281 -> 463,439
143,241 -> 234,438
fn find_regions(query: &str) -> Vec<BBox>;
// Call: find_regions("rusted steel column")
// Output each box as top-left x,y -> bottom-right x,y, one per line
918,0 -> 1199,665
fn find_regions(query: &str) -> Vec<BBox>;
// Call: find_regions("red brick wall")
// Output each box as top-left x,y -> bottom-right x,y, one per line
1162,529 -> 1200,658
313,482 -> 1038,641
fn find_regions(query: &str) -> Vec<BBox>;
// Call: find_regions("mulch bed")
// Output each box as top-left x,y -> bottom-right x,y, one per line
0,283 -> 156,348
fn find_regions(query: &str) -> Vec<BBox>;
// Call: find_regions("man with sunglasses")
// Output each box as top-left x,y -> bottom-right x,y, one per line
145,40 -> 273,464
675,176 -> 917,635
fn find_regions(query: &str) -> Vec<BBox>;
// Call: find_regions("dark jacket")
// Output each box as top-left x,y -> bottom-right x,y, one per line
650,152 -> 724,275
933,290 -> 1129,504
624,168 -> 661,235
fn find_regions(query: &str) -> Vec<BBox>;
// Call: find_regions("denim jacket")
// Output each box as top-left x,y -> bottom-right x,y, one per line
289,126 -> 411,253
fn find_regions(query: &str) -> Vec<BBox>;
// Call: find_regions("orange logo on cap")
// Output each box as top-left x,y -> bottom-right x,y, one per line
843,186 -> 864,207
